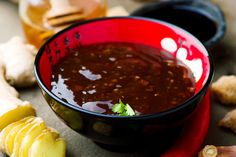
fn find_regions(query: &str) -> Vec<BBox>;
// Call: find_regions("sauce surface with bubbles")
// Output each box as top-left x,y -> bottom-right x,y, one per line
51,42 -> 196,115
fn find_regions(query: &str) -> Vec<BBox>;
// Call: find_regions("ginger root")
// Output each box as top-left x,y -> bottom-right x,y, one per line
199,145 -> 236,157
0,37 -> 66,156
0,36 -> 37,87
211,75 -> 236,133
211,75 -> 236,105
219,108 -> 236,133
0,117 -> 66,157
0,62 -> 36,131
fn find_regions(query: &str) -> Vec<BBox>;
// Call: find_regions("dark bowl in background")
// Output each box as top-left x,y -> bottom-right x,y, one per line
34,17 -> 214,147
131,0 -> 226,49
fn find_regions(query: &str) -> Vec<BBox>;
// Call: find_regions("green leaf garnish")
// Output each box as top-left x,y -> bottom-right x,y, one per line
125,104 -> 135,116
112,101 -> 125,114
112,100 -> 135,116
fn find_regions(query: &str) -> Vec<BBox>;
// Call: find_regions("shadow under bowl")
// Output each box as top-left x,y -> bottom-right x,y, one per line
34,17 -> 214,147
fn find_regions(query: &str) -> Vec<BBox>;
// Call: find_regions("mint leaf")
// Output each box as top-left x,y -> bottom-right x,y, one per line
112,100 -> 135,116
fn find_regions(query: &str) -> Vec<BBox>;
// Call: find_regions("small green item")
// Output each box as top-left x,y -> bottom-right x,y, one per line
112,100 -> 135,116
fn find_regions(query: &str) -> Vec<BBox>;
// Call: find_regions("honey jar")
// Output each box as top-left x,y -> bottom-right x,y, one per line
19,0 -> 107,49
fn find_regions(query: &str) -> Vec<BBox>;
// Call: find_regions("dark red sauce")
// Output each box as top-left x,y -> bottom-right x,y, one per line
51,42 -> 195,115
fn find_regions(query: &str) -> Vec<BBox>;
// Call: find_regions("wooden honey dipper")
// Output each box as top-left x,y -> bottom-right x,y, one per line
46,0 -> 85,27
40,0 -> 85,41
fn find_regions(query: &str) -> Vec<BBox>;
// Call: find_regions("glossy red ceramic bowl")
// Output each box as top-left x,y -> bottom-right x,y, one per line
34,17 -> 214,149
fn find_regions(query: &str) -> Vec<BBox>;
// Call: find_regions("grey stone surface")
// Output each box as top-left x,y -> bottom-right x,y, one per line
0,0 -> 236,156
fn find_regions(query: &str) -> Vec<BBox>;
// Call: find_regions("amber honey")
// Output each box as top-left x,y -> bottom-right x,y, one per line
19,0 -> 107,49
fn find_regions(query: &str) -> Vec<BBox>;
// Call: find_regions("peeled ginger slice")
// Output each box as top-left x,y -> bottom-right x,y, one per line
0,102 -> 36,131
28,128 -> 66,157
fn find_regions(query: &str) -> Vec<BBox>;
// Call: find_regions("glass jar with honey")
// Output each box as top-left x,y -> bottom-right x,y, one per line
19,0 -> 107,49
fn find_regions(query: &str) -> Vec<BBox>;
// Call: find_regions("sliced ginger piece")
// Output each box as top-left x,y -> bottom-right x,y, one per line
199,145 -> 236,157
0,116 -> 34,153
199,145 -> 218,157
4,122 -> 27,155
19,120 -> 47,157
219,108 -> 236,133
5,117 -> 36,155
28,128 -> 66,157
0,118 -> 21,152
11,117 -> 43,157
0,103 -> 36,131
211,75 -> 236,104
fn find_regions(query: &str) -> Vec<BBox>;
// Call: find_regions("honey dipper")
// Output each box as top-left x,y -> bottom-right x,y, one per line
46,0 -> 85,27
41,0 -> 85,41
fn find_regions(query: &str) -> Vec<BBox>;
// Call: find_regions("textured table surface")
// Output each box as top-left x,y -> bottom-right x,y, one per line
0,0 -> 236,156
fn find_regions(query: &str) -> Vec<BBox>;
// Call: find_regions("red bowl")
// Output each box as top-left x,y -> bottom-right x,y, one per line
34,17 -> 214,148
162,91 -> 211,157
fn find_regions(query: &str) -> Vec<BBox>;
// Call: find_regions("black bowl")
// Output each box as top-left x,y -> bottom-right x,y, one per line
131,0 -> 226,49
34,17 -> 214,147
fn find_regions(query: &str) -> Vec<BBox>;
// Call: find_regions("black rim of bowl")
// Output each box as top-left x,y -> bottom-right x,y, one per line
34,16 -> 214,120
131,0 -> 226,49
